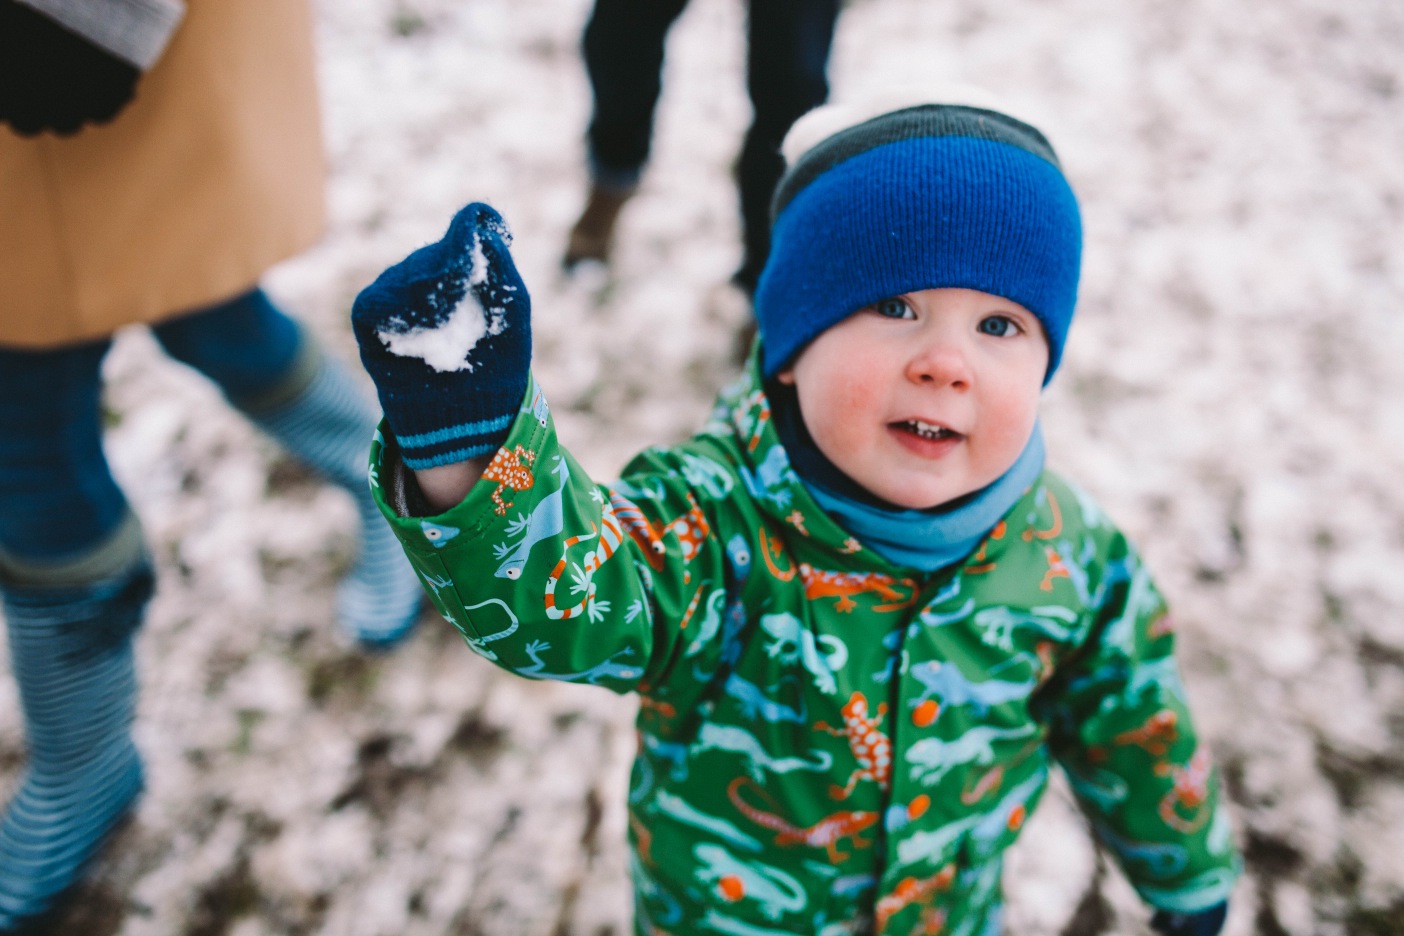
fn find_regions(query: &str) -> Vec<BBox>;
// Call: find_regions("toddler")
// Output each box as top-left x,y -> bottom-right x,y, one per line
351,90 -> 1239,936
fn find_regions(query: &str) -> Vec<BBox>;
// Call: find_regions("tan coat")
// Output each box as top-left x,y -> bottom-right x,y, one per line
0,0 -> 326,349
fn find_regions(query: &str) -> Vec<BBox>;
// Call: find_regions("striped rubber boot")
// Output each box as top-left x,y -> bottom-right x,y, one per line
0,563 -> 150,931
244,351 -> 424,649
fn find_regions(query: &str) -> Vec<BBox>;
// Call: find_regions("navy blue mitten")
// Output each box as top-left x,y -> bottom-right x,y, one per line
1151,902 -> 1228,936
352,203 -> 531,469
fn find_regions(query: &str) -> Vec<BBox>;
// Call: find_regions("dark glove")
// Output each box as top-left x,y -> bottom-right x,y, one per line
0,1 -> 141,136
1151,901 -> 1228,936
352,202 -> 532,469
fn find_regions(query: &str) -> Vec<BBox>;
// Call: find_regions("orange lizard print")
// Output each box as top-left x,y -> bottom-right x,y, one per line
663,495 -> 710,565
1149,611 -> 1176,639
637,695 -> 677,721
759,528 -> 797,582
913,907 -> 951,936
677,581 -> 709,630
965,520 -> 1007,575
1158,747 -> 1213,833
609,491 -> 667,570
629,810 -> 655,866
1113,709 -> 1180,758
1006,801 -> 1029,833
1023,487 -> 1063,541
816,692 -> 892,799
1036,641 -> 1057,683
480,444 -> 536,516
785,510 -> 810,536
543,502 -> 626,621
735,388 -> 771,452
961,765 -> 1005,805
1040,545 -> 1071,591
961,735 -> 1042,805
543,525 -> 600,621
727,777 -> 879,863
799,564 -> 916,613
874,864 -> 956,932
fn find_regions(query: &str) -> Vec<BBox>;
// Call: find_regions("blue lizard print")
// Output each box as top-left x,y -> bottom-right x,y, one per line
521,384 -> 550,427
691,533 -> 756,678
906,724 -> 1040,787
908,659 -> 1036,717
759,611 -> 847,695
724,672 -> 806,724
693,722 -> 832,781
739,443 -> 797,510
676,452 -> 734,499
973,605 -> 1081,651
641,730 -> 691,781
493,457 -> 567,579
1094,822 -> 1190,878
420,520 -> 460,547
516,639 -> 642,684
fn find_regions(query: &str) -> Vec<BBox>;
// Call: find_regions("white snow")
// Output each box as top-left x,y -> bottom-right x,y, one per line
376,292 -> 488,373
375,236 -> 503,372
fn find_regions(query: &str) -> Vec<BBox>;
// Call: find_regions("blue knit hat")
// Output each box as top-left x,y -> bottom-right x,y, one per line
755,97 -> 1082,384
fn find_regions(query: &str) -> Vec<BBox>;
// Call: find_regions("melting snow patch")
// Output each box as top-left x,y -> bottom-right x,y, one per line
377,247 -> 506,372
469,237 -> 489,286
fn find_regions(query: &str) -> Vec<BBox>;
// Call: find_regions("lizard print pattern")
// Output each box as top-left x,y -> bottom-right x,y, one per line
543,499 -> 625,621
367,368 -> 1240,933
480,444 -> 536,516
816,691 -> 892,800
799,564 -> 916,613
727,777 -> 879,863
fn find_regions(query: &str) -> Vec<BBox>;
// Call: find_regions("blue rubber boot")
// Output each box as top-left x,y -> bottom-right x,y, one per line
0,561 -> 151,931
243,348 -> 424,649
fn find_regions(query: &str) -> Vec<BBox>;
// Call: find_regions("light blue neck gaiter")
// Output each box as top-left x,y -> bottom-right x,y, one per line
773,389 -> 1045,573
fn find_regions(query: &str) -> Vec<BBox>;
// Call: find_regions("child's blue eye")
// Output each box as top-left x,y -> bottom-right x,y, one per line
978,315 -> 1018,337
873,298 -> 913,319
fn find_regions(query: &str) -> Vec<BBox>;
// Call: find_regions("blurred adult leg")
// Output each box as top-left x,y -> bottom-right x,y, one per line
152,288 -> 423,648
0,339 -> 149,931
566,0 -> 691,267
735,0 -> 840,294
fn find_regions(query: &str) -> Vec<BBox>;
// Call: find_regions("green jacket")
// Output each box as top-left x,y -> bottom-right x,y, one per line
371,363 -> 1239,935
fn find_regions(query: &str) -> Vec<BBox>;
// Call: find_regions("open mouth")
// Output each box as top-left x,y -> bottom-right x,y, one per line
893,418 -> 961,441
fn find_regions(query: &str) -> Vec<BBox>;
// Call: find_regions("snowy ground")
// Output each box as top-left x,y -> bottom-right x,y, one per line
3,0 -> 1402,933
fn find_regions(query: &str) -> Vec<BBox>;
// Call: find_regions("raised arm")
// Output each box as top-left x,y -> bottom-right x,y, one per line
351,202 -> 531,512
349,203 -> 743,704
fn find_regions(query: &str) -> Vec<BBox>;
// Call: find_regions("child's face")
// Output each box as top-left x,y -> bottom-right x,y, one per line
777,287 -> 1048,510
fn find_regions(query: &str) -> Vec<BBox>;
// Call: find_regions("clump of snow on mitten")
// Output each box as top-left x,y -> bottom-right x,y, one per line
377,236 -> 505,372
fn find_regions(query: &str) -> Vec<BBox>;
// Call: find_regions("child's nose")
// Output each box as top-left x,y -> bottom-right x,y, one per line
906,336 -> 973,389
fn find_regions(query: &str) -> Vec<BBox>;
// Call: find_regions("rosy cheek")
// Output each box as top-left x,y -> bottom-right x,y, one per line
991,394 -> 1040,452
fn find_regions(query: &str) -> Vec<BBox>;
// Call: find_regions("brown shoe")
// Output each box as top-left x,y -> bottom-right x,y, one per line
563,184 -> 636,268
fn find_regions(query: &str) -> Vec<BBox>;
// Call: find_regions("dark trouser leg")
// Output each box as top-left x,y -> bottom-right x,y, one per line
0,340 -> 148,929
581,0 -> 691,187
153,289 -> 423,648
568,0 -> 691,268
735,0 -> 841,294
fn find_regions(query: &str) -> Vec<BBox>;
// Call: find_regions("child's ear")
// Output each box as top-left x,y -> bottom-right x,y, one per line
776,367 -> 796,386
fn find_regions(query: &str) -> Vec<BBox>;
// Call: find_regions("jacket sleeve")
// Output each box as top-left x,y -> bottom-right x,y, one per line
1039,532 -> 1241,914
17,0 -> 185,70
368,375 -> 735,696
